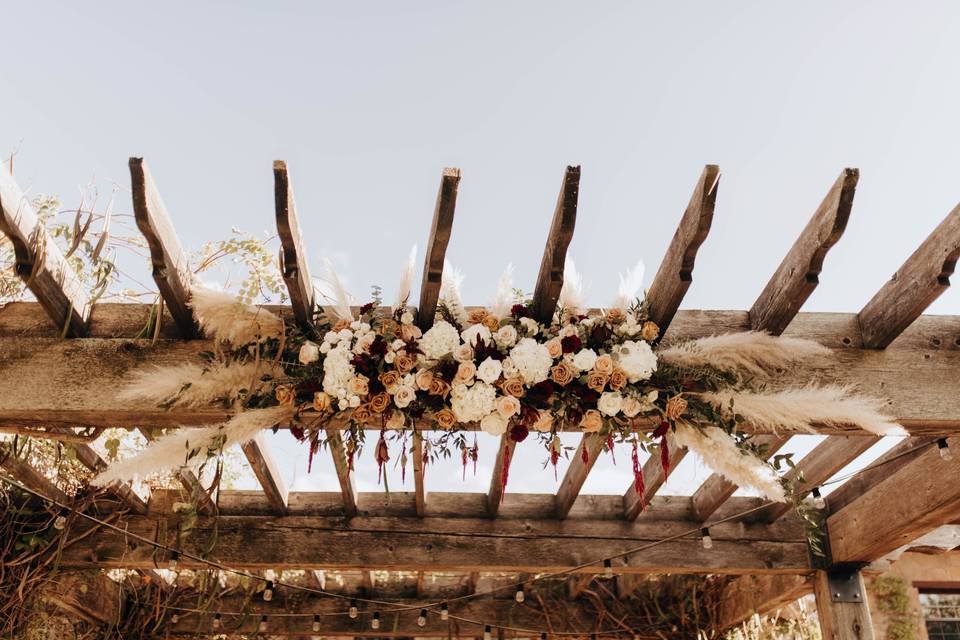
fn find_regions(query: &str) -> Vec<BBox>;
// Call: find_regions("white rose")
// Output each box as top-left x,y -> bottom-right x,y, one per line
299,341 -> 320,364
319,342 -> 331,354
476,357 -> 503,384
480,412 -> 508,436
501,357 -> 518,378
384,351 -> 396,363
350,321 -> 361,330
349,395 -> 361,408
621,396 -> 643,418
324,330 -> 338,344
338,398 -> 350,410
616,340 -> 658,383
495,324 -> 518,348
572,348 -> 598,372
401,311 -> 414,325
598,391 -> 624,417
461,323 -> 492,348
519,317 -> 540,336
337,329 -> 353,342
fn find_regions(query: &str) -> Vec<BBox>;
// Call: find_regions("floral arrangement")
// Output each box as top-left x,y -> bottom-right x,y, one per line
93,257 -> 905,507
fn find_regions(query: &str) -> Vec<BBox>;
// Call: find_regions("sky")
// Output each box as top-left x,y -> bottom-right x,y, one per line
4,1 -> 959,497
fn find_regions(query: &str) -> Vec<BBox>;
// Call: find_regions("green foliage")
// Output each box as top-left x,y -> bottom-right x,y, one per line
870,575 -> 918,640
193,228 -> 286,304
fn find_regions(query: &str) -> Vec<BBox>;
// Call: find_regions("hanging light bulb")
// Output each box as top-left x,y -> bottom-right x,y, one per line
484,624 -> 493,640
515,583 -> 525,603
259,615 -> 268,632
418,609 -> 428,627
170,613 -> 179,624
53,509 -> 67,531
313,614 -> 321,632
167,551 -> 179,571
212,613 -> 222,630
810,487 -> 826,509
371,612 -> 381,630
603,558 -> 613,578
440,602 -> 449,621
349,599 -> 358,619
939,438 -> 953,461
263,580 -> 274,602
700,527 -> 713,550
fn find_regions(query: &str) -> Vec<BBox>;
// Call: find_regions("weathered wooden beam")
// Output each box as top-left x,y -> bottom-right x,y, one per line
129,158 -> 198,338
648,165 -> 719,335
758,435 -> 878,522
826,437 -> 934,513
812,570 -> 875,640
622,436 -> 687,521
718,574 -> 813,630
326,427 -> 359,517
417,168 -> 461,330
859,202 -> 960,349
274,160 -> 315,328
486,435 -> 517,517
0,442 -> 70,503
749,168 -> 858,335
828,436 -> 960,563
555,434 -> 605,519
0,166 -> 90,336
412,429 -> 426,517
45,573 -> 125,626
690,435 -> 790,522
530,166 -> 580,324
240,432 -> 289,514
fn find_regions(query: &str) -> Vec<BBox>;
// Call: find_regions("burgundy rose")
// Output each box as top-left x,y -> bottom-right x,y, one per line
510,423 -> 529,443
652,420 -> 670,438
527,380 -> 555,404
561,335 -> 582,353
511,303 -> 532,319
368,336 -> 388,357
359,302 -> 376,315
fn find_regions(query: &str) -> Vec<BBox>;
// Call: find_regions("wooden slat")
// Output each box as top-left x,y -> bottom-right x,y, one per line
813,570 -> 875,640
129,158 -> 197,338
417,168 -> 461,330
63,433 -> 147,514
0,442 -> 70,503
326,427 -> 358,517
486,435 -> 517,517
690,435 -> 790,522
555,434 -> 605,519
530,165 -> 580,324
647,164 -> 720,335
273,160 -> 315,328
719,574 -> 813,630
412,429 -> 426,517
826,437 -> 934,513
859,202 -> 960,348
622,435 -> 688,521
45,573 -> 125,626
240,433 -> 289,514
0,166 -> 90,336
749,168 -> 858,335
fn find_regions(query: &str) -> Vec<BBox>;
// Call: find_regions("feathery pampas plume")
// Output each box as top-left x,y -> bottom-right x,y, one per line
490,263 -> 515,320
612,259 -> 644,312
658,332 -> 830,378
699,386 -> 907,436
119,361 -> 284,409
439,260 -> 468,326
91,406 -> 294,486
320,257 -> 356,322
191,286 -> 283,345
393,245 -> 417,311
673,424 -> 786,502
557,255 -> 584,317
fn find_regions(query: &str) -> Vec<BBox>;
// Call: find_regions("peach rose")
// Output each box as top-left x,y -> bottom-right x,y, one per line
400,323 -> 423,342
275,385 -> 295,405
605,308 -> 627,324
545,337 -> 563,359
580,410 -> 603,433
379,371 -> 400,392
434,408 -> 457,429
587,371 -> 610,393
467,308 -> 489,324
313,391 -> 333,412
369,392 -> 391,414
393,385 -> 417,408
532,412 -> 554,432
347,375 -> 369,396
495,395 -> 521,419
415,369 -> 434,391
394,353 -> 417,374
641,321 -> 659,342
332,319 -> 352,332
482,314 -> 501,332
386,411 -> 406,429
501,377 -> 525,398
550,361 -> 576,386
429,378 -> 451,399
455,362 -> 477,385
665,395 -> 688,420
453,344 -> 475,363
352,404 -> 372,424
593,354 -> 614,375
609,368 -> 628,391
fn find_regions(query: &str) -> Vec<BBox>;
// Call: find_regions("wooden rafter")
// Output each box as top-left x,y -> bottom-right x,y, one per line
530,165 -> 580,324
417,168 -> 461,330
326,427 -> 359,517
239,433 -> 289,514
555,434 -> 605,519
273,160 -> 315,328
0,442 -> 70,503
64,433 -> 147,514
826,437 -> 934,513
137,428 -> 217,515
622,436 -> 687,521
486,435 -> 516,517
718,574 -> 813,630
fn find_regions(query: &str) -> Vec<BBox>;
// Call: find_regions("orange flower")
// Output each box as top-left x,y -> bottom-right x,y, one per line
352,404 -> 372,424
587,371 -> 610,393
593,354 -> 614,375
313,391 -> 332,412
579,410 -> 603,432
369,392 -> 391,414
379,371 -> 400,392
415,369 -> 434,391
665,395 -> 688,420
482,314 -> 501,332
455,362 -> 477,385
429,378 -> 452,399
386,411 -> 406,429
605,308 -> 627,324
434,408 -> 457,429
550,361 -> 576,386
347,375 -> 369,396
501,377 -> 526,398
332,319 -> 351,332
395,353 -> 417,374
641,321 -> 659,342
495,395 -> 521,418
532,412 -> 554,432
545,337 -> 563,359
468,308 -> 489,324
275,385 -> 295,405
400,323 -> 423,342
609,368 -> 628,391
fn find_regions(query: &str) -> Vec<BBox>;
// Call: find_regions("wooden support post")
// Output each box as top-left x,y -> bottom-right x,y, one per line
646,164 -> 719,335
0,165 -> 90,336
555,434 -> 605,519
274,160 -> 315,328
240,432 -> 289,514
859,202 -> 960,348
417,168 -> 461,330
326,427 -> 359,517
486,435 -> 517,517
412,428 -> 426,517
813,569 -> 874,640
623,435 -> 687,521
129,157 -> 198,338
531,165 -> 580,324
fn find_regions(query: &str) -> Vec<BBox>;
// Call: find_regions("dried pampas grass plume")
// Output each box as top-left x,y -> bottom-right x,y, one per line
673,424 -> 786,503
91,406 -> 294,487
439,260 -> 468,327
320,258 -> 355,323
658,332 -> 830,378
612,259 -> 644,312
190,286 -> 283,345
119,361 -> 284,409
557,255 -> 584,317
393,245 -> 417,311
489,263 -> 515,320
700,386 -> 907,436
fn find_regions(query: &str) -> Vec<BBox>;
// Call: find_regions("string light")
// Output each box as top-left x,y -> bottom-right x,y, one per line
440,602 -> 449,620
810,487 -> 826,509
371,612 -> 381,630
700,527 -> 713,550
53,509 -> 67,531
484,624 -> 493,640
603,558 -> 613,578
313,614 -> 321,632
167,550 -> 179,571
418,609 -> 428,627
259,614 -> 268,632
212,613 -> 221,630
515,583 -> 525,603
939,438 -> 953,461
263,580 -> 274,602
348,599 -> 358,619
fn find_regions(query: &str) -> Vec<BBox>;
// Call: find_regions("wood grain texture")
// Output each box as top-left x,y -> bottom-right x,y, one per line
648,165 -> 719,335
417,168 -> 460,330
718,574 -> 813,631
326,427 -> 358,517
274,160 -> 316,328
129,158 -> 197,339
0,166 -> 90,336
0,442 -> 70,502
622,435 -> 688,521
827,436 -> 960,563
63,431 -> 147,514
240,432 -> 289,514
531,166 -> 580,324
826,437 -> 934,513
749,168 -> 858,335
859,202 -> 960,348
487,435 -> 517,517
813,570 -> 875,640
44,573 -> 125,626
555,434 -> 605,519
412,429 -> 426,517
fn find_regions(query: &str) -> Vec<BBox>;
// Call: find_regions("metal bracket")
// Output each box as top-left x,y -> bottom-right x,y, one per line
827,568 -> 864,603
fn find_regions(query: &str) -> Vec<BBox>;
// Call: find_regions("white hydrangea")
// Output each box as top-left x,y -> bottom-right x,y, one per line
480,412 -> 508,435
476,357 -> 503,384
509,338 -> 553,385
572,348 -> 598,372
450,381 -> 497,423
420,321 -> 462,360
597,391 -> 624,417
616,340 -> 658,383
461,323 -> 492,348
322,344 -> 356,397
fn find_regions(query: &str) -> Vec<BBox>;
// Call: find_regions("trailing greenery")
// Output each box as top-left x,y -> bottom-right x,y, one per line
870,575 -> 918,640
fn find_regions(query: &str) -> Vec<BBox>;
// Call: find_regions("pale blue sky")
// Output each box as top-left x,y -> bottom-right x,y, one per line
4,1 -> 959,496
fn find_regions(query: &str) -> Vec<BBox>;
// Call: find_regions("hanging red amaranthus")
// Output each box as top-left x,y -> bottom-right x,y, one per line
581,443 -> 589,465
653,420 -> 671,478
550,435 -> 562,480
500,443 -> 512,502
399,432 -> 409,485
631,441 -> 647,512
375,429 -> 389,485
607,435 -> 616,465
470,435 -> 479,476
307,433 -> 319,474
346,436 -> 356,473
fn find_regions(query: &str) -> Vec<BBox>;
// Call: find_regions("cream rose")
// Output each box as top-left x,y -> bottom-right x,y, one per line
480,412 -> 508,436
298,341 -> 320,364
393,385 -> 417,409
572,348 -> 598,372
545,337 -> 563,359
455,362 -> 477,385
597,391 -> 624,417
477,357 -> 503,384
453,344 -> 475,363
594,354 -> 614,375
495,395 -> 521,418
415,369 -> 434,391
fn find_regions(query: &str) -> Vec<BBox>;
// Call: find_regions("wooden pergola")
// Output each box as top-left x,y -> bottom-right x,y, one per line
1,161 -> 959,639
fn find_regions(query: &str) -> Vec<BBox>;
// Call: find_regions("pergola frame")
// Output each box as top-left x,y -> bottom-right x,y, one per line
2,160 -> 960,639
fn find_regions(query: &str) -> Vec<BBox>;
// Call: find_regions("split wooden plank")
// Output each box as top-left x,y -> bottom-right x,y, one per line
749,168 -> 859,335
826,437 -> 934,513
0,166 -> 90,336
412,429 -> 426,517
240,433 -> 289,514
555,434 -> 605,519
273,160 -> 315,328
859,202 -> 960,348
718,574 -> 813,630
530,165 -> 580,324
417,168 -> 461,330
326,427 -> 359,517
622,436 -> 688,521
690,435 -> 790,522
129,158 -> 198,338
647,164 -> 720,335
813,570 -> 875,640
486,435 -> 518,517
0,442 -> 70,503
